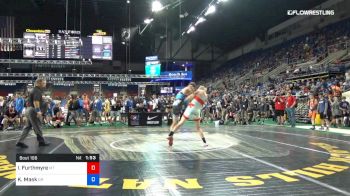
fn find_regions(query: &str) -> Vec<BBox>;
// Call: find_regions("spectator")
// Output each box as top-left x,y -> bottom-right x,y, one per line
110,96 -> 121,124
151,94 -> 159,112
274,92 -> 286,125
308,94 -> 318,130
104,97 -> 111,122
66,94 -> 80,126
285,91 -> 297,128
0,96 -> 5,130
125,96 -> 133,114
329,95 -> 341,128
92,96 -> 103,125
258,97 -> 268,125
224,102 -> 235,124
317,93 -> 331,131
6,95 -> 15,109
339,96 -> 350,126
45,98 -> 55,126
251,96 -> 259,123
331,82 -> 342,97
240,96 -> 249,125
41,97 -> 50,125
77,95 -> 85,124
82,94 -> 90,124
3,106 -> 20,130
15,93 -> 25,128
65,95 -> 72,125
52,102 -> 64,128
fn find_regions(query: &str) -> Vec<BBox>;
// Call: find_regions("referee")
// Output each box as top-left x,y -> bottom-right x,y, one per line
16,78 -> 50,148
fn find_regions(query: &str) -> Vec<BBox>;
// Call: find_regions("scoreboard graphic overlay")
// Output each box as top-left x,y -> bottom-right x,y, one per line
16,154 -> 100,186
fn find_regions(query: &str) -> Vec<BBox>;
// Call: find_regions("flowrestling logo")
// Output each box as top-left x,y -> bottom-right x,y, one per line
287,10 -> 334,16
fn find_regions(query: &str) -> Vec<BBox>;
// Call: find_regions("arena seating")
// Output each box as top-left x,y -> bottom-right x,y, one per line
201,18 -> 350,92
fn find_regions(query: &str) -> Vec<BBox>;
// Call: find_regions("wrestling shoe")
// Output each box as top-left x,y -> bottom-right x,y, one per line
203,143 -> 209,147
167,136 -> 173,146
38,142 -> 50,147
16,142 -> 28,148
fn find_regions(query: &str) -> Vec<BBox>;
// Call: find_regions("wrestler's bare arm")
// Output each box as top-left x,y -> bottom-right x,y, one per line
185,93 -> 195,103
182,87 -> 193,95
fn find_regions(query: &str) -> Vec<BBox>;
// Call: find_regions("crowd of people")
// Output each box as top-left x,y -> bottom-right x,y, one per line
197,18 -> 350,130
1,74 -> 350,132
0,92 -> 177,130
202,77 -> 350,129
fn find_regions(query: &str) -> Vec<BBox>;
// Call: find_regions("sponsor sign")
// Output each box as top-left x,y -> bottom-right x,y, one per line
128,113 -> 162,126
158,71 -> 192,81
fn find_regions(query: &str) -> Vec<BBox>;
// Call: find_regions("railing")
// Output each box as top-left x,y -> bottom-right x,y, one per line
286,63 -> 345,81
287,58 -> 307,65
327,40 -> 350,54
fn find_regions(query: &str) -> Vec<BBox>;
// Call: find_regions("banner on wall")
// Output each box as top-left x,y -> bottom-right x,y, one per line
158,71 -> 192,81
128,113 -> 162,127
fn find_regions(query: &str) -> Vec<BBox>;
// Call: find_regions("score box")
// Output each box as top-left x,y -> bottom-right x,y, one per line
16,154 -> 99,186
87,162 -> 100,174
87,162 -> 100,186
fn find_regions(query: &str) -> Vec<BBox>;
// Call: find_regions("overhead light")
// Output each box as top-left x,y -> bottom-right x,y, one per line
144,18 -> 154,24
121,41 -> 126,45
152,1 -> 164,12
205,5 -> 216,16
127,0 -> 130,3
186,26 -> 195,34
217,0 -> 228,3
195,17 -> 206,26
179,12 -> 189,18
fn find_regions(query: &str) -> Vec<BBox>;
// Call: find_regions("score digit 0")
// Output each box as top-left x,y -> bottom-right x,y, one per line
87,162 -> 99,174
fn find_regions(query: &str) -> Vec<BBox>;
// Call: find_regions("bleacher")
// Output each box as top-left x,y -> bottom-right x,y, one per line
203,18 -> 350,89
